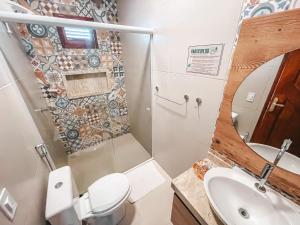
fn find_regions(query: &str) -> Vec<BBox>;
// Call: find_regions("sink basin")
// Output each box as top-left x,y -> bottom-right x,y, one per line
204,167 -> 300,225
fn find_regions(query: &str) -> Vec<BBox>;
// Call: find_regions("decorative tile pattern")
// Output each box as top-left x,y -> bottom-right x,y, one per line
92,6 -> 108,23
104,0 -> 117,16
16,0 -> 130,153
28,0 -> 40,12
55,97 -> 70,109
72,55 -> 88,70
104,0 -> 118,23
26,0 -> 36,5
241,0 -> 291,19
87,54 -> 101,68
79,124 -> 94,138
117,88 -> 126,98
17,24 -> 29,37
96,30 -> 110,40
109,31 -> 122,56
38,1 -> 59,16
100,54 -> 113,68
76,0 -> 93,17
38,55 -> 60,73
30,56 -> 42,71
47,26 -> 63,52
20,38 -> 35,58
98,41 -> 111,54
58,3 -> 77,14
46,70 -> 63,83
27,24 -> 48,38
86,114 -> 102,125
67,129 -> 80,139
32,38 -> 55,55
59,0 -> 77,4
68,138 -> 83,151
85,103 -> 101,115
34,70 -> 49,86
73,106 -> 86,117
113,65 -> 124,77
235,0 -> 293,45
57,53 -> 74,70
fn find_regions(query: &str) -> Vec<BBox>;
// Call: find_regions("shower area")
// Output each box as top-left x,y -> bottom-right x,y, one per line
0,0 -> 152,193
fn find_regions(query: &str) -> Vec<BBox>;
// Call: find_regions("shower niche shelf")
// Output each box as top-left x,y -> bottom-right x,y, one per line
62,69 -> 112,99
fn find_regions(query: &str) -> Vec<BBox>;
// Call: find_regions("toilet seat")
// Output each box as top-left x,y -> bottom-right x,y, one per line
79,173 -> 131,219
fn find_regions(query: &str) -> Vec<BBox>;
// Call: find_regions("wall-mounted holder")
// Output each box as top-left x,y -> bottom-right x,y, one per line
35,144 -> 55,171
195,97 -> 203,119
2,22 -> 12,34
154,86 -> 189,106
34,106 -> 55,113
196,98 -> 202,106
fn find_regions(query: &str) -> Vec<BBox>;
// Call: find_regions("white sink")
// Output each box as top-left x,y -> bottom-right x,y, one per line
204,167 -> 300,225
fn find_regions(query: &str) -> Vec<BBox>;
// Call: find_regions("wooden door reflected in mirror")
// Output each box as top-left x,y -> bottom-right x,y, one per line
232,49 -> 300,175
251,50 -> 300,158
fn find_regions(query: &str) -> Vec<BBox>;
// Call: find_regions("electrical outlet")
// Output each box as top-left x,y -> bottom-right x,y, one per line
246,92 -> 256,103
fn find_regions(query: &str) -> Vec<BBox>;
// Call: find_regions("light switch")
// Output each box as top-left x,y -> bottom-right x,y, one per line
246,92 -> 256,103
0,188 -> 18,221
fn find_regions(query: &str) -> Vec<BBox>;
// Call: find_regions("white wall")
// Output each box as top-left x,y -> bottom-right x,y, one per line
118,0 -> 244,177
0,24 -> 67,167
0,24 -> 48,225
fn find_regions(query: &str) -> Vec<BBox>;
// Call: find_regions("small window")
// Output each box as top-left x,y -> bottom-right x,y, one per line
53,13 -> 98,49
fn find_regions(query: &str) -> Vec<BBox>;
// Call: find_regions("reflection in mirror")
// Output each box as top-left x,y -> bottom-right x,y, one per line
232,50 -> 300,175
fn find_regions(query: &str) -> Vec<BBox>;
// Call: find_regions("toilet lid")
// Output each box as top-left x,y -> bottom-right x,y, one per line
88,173 -> 130,213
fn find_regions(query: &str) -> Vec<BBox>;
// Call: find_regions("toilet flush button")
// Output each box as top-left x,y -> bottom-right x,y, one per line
0,188 -> 18,221
55,181 -> 63,189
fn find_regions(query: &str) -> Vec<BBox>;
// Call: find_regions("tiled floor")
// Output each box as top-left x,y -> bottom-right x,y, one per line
120,161 -> 174,225
68,134 -> 174,225
68,133 -> 151,193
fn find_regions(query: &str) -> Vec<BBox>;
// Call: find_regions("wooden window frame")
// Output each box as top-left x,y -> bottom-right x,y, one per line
53,13 -> 99,49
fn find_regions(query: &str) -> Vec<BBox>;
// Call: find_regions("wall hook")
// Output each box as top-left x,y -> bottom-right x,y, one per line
184,95 -> 189,102
195,97 -> 203,119
196,97 -> 202,106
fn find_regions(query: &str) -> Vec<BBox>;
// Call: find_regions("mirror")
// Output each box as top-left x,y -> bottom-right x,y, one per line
232,50 -> 300,175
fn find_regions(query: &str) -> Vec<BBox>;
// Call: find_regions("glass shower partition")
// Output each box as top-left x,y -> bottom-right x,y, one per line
0,2 -> 153,194
67,32 -> 152,193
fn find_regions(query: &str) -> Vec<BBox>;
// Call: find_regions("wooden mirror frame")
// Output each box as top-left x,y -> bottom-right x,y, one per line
211,8 -> 300,200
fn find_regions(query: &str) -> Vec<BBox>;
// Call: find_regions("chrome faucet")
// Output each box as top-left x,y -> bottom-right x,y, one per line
255,139 -> 292,193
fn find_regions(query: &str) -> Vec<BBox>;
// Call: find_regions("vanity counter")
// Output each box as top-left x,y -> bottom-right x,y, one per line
171,168 -> 223,225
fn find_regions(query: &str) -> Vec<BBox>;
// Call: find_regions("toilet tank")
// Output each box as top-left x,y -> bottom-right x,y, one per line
46,166 -> 82,225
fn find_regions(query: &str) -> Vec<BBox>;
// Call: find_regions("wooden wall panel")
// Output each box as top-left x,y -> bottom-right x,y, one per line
211,8 -> 300,199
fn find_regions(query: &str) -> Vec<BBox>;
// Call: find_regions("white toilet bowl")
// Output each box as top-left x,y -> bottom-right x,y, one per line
45,166 -> 131,225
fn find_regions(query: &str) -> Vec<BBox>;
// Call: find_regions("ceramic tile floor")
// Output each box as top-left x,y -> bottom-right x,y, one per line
119,160 -> 174,225
68,133 -> 151,193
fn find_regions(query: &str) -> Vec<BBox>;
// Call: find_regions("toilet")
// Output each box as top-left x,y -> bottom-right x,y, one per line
45,166 -> 131,225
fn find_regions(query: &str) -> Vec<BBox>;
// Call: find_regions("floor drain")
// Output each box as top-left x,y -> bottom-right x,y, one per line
238,208 -> 250,219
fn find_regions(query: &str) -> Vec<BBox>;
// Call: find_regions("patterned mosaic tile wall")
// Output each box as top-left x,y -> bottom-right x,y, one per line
241,0 -> 293,18
235,0 -> 294,44
16,0 -> 130,154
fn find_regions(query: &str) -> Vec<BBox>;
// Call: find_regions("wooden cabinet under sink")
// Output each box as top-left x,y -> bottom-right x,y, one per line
171,194 -> 202,225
